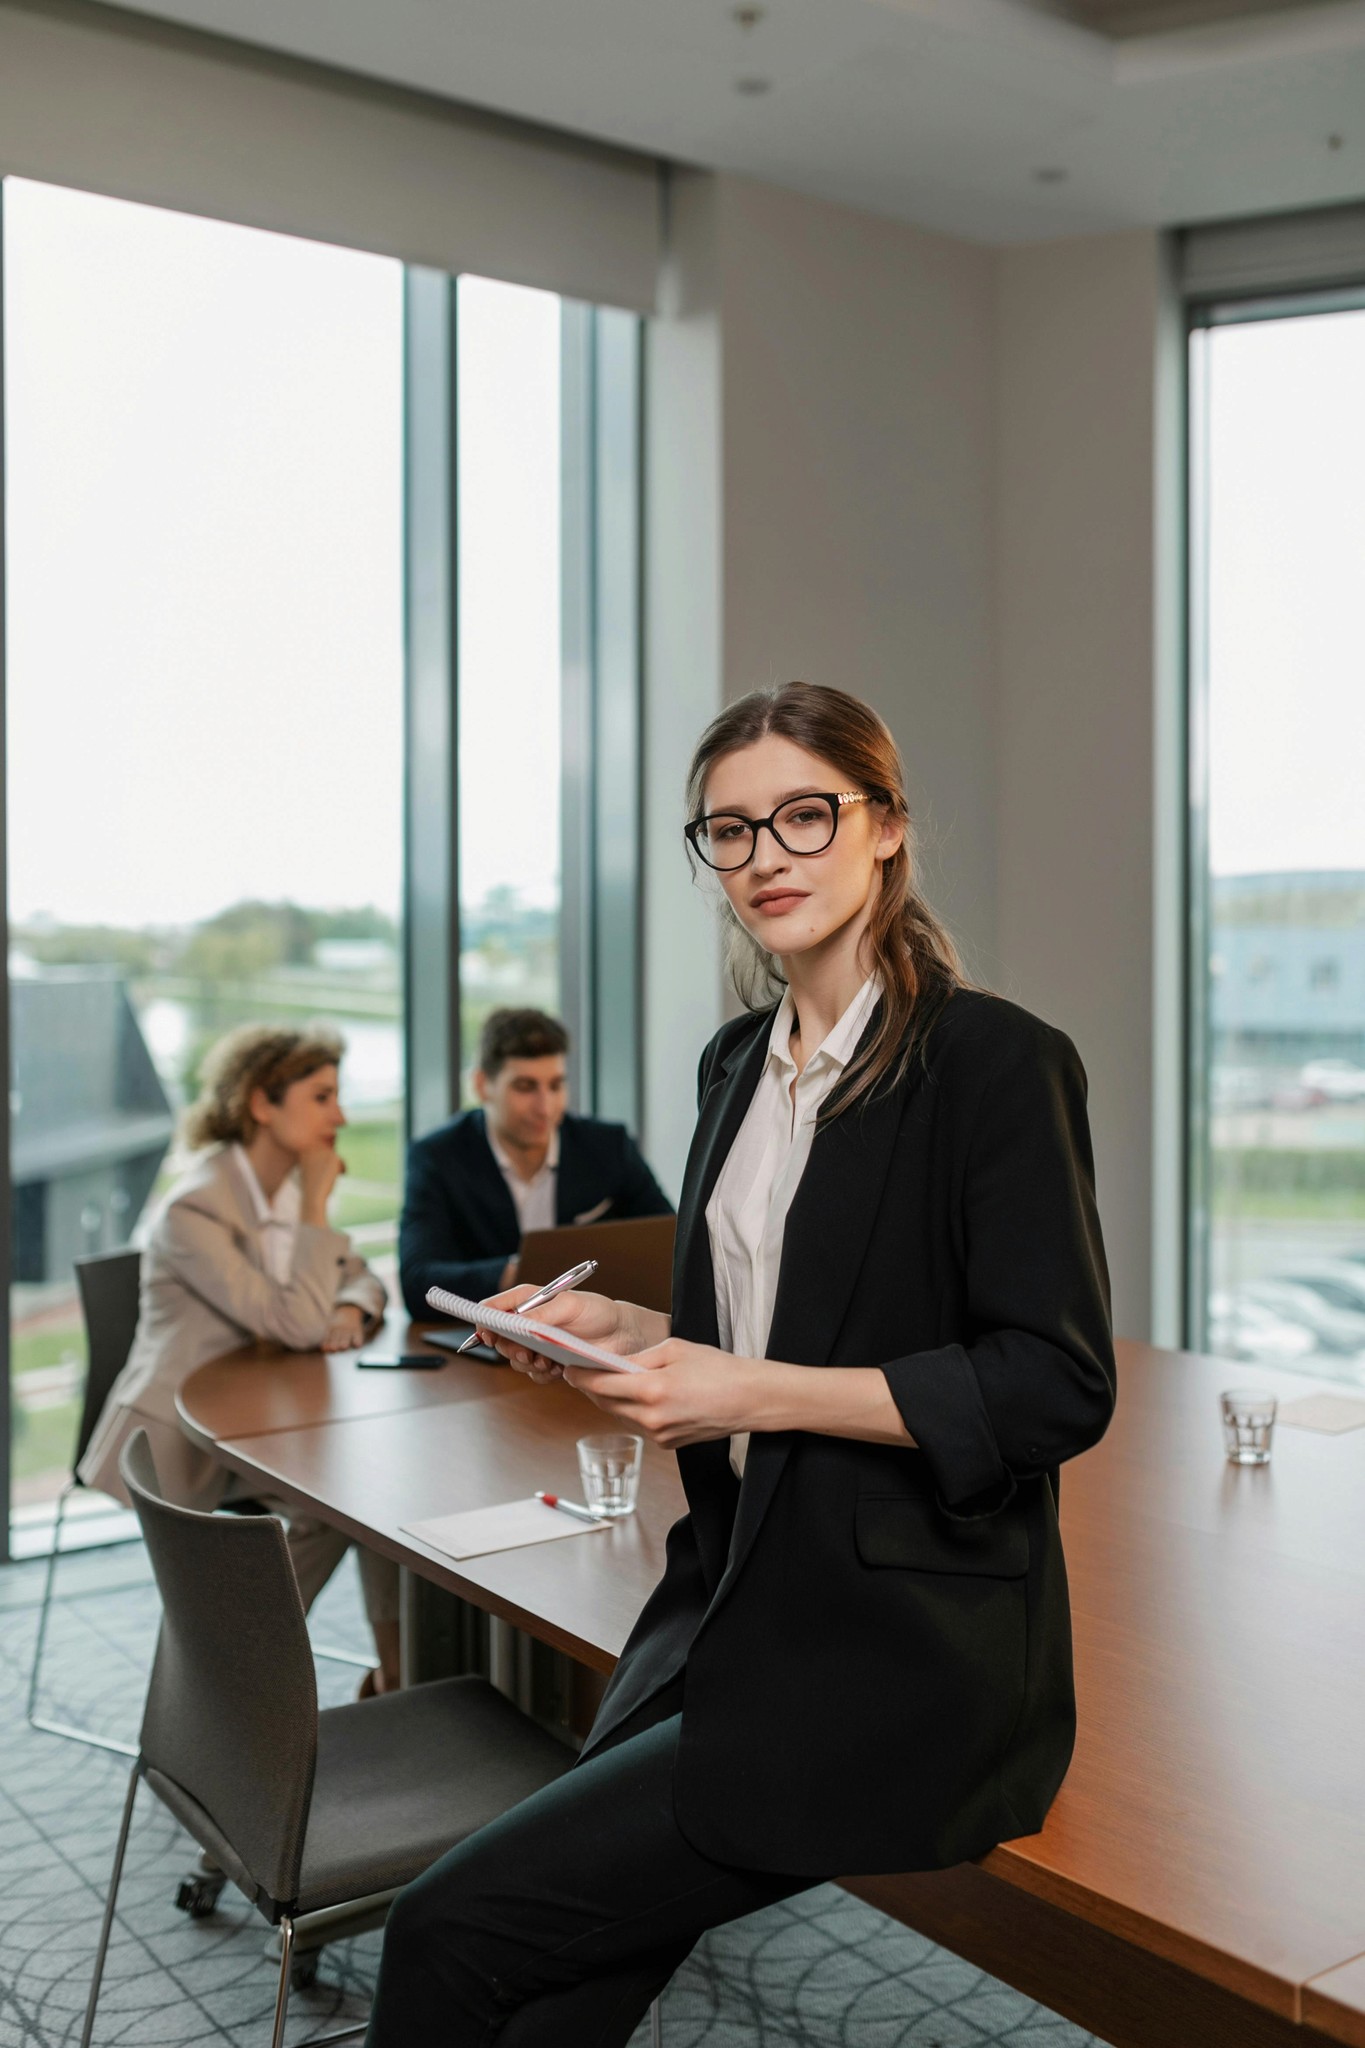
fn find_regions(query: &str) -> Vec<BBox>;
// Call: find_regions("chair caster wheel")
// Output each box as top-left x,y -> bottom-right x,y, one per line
175,1872 -> 227,1917
290,1953 -> 320,1991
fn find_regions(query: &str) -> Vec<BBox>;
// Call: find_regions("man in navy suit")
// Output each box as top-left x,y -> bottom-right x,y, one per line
399,1007 -> 673,1318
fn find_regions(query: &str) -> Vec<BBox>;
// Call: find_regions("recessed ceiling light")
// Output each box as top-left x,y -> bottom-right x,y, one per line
735,76 -> 772,95
1034,166 -> 1069,185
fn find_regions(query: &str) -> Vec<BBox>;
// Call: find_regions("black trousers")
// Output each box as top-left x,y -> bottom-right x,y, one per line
363,1713 -> 814,2047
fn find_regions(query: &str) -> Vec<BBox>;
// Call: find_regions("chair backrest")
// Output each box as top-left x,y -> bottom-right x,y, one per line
120,1430 -> 319,1914
73,1249 -> 143,1470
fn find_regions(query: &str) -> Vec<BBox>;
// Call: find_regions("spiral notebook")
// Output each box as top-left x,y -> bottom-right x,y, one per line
424,1286 -> 644,1374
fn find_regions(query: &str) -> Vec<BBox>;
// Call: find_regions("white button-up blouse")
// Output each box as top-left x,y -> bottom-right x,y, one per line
705,975 -> 881,1475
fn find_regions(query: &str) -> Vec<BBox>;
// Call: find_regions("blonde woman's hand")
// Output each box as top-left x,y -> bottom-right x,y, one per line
321,1304 -> 367,1352
298,1141 -> 345,1224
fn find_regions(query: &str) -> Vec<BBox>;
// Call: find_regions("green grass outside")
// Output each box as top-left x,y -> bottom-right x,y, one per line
1214,1189 -> 1365,1223
336,1115 -> 402,1188
12,1323 -> 86,1378
12,1400 -> 81,1483
1213,1147 -> 1365,1224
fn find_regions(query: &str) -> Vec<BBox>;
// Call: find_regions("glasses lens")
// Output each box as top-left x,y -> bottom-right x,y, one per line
774,796 -> 837,854
695,815 -> 755,871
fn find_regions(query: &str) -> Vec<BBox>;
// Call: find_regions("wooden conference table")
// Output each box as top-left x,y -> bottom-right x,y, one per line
179,1330 -> 1365,2048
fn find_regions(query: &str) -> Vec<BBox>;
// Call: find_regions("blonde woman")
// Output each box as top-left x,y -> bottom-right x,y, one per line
81,1024 -> 400,1693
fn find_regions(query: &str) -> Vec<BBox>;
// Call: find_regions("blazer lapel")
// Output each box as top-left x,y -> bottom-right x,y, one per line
468,1113 -> 521,1251
670,1017 -> 771,1350
716,1016 -> 909,1604
553,1119 -> 598,1227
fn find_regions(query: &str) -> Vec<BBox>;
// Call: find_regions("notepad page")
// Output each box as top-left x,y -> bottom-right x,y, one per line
424,1287 -> 644,1373
403,1497 -> 608,1560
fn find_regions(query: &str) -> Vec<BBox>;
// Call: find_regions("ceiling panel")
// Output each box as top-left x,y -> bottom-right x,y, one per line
84,0 -> 1365,243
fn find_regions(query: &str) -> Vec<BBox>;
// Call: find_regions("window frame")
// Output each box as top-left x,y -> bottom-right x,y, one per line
1183,274 -> 1365,1354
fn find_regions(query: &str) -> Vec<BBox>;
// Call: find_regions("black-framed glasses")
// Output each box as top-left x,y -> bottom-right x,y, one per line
684,791 -> 874,873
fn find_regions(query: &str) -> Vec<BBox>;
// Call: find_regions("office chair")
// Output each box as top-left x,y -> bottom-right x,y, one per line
82,1430 -> 579,2048
28,1247 -> 381,1765
26,1249 -> 143,1756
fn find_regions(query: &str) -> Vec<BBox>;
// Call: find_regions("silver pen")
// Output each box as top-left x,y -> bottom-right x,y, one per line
455,1257 -> 599,1354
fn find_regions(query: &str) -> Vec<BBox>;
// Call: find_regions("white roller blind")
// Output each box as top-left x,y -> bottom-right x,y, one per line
1180,204 -> 1365,305
0,0 -> 661,312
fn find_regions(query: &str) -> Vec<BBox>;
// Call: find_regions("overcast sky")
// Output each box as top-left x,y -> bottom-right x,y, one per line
1206,306 -> 1365,879
6,179 -> 1365,931
4,179 -> 560,930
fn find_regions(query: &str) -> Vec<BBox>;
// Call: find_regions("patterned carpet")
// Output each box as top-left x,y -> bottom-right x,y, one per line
0,1544 -> 1105,2048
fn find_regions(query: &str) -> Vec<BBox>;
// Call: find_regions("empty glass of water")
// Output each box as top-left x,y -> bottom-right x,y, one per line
1220,1388 -> 1277,1466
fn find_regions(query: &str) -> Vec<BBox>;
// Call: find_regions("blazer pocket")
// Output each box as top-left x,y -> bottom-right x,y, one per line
855,1494 -> 1028,1578
572,1197 -> 613,1225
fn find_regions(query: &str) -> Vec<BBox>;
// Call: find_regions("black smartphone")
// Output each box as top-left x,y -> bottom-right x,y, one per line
355,1353 -> 445,1371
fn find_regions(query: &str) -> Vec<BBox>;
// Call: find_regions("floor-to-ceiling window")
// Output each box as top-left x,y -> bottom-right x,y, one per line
1189,300 -> 1365,1379
455,276 -> 562,1093
3,181 -> 405,1543
2,188 -> 643,1554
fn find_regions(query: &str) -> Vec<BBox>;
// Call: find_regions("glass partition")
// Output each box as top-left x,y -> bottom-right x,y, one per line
1189,304 -> 1365,1381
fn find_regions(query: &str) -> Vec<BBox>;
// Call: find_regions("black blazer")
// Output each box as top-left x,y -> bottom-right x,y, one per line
399,1109 -> 674,1318
580,987 -> 1115,1878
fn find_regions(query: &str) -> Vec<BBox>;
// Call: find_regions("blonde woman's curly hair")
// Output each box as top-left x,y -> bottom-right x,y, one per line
182,1024 -> 346,1150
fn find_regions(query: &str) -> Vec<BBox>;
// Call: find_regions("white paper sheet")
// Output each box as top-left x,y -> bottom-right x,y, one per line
402,1496 -> 608,1561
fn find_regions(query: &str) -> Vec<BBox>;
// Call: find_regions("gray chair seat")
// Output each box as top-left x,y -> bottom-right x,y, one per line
299,1676 -> 572,1912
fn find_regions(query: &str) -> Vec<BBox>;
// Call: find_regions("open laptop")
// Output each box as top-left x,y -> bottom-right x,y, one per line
423,1214 -> 676,1360
518,1214 -> 675,1317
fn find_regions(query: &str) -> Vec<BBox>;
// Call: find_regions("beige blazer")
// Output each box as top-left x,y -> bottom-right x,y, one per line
79,1146 -> 386,1510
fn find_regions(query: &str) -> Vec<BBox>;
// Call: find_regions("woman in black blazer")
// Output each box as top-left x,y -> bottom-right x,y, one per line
365,681 -> 1115,2047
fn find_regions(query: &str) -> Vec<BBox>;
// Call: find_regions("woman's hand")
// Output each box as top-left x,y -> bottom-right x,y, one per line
564,1339 -> 761,1449
321,1304 -> 367,1352
298,1141 -> 345,1225
473,1286 -> 669,1384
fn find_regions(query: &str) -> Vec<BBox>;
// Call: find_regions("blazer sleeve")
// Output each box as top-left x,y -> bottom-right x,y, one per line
158,1204 -> 353,1351
398,1139 -> 508,1317
335,1254 -> 387,1328
880,1022 -> 1115,1515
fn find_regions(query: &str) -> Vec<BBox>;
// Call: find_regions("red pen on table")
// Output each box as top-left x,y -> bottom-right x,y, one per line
536,1491 -> 603,1525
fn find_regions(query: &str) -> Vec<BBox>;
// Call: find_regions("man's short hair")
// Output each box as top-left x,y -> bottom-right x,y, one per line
479,1008 -> 570,1079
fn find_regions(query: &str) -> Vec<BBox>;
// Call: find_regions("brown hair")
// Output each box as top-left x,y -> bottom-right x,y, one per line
685,681 -> 967,1118
478,1007 -> 570,1079
182,1024 -> 345,1150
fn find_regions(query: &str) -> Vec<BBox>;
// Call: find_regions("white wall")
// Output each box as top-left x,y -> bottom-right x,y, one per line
644,182 -> 1172,1339
715,178 -> 999,980
995,230 -> 1169,1343
642,172 -> 1000,1198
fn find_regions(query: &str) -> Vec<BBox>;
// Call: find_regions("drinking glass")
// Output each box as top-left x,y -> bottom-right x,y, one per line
576,1434 -> 643,1517
1220,1388 -> 1277,1466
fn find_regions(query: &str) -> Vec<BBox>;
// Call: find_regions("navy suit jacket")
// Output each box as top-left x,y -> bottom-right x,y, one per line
399,1108 -> 673,1318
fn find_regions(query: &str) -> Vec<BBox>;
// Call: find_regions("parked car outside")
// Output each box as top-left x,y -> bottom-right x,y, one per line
1242,1278 -> 1365,1357
1276,1262 -> 1365,1318
1208,1294 -> 1316,1366
1298,1058 -> 1365,1103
